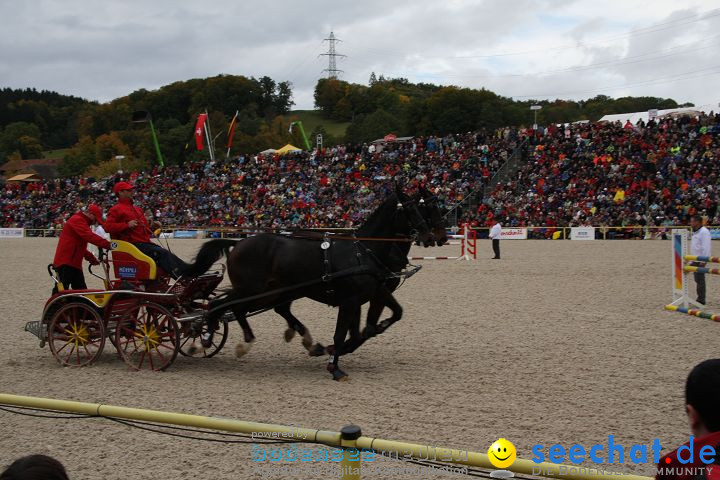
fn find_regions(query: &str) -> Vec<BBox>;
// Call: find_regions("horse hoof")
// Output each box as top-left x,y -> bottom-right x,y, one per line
331,369 -> 349,381
308,343 -> 326,357
284,328 -> 296,343
200,333 -> 214,349
187,345 -> 198,355
235,341 -> 253,358
362,325 -> 376,339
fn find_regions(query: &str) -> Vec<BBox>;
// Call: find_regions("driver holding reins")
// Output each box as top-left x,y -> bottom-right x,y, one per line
104,182 -> 188,279
52,204 -> 113,293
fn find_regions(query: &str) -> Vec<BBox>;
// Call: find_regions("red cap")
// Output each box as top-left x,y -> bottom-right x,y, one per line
113,181 -> 134,193
87,204 -> 103,221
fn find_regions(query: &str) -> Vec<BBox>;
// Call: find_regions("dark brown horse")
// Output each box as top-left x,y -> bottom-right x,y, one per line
274,187 -> 448,357
187,187 -> 435,380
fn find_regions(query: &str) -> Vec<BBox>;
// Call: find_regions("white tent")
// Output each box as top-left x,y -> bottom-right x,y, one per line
598,104 -> 718,124
259,148 -> 277,155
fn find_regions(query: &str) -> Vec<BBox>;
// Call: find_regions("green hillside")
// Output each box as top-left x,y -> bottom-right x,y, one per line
288,110 -> 350,141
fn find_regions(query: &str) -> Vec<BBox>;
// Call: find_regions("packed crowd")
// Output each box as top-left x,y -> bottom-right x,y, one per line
1,112 -> 719,233
0,129 -> 523,231
468,112 -> 720,232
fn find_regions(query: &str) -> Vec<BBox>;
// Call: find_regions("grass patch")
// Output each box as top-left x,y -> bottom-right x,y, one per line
288,110 -> 350,140
43,148 -> 70,159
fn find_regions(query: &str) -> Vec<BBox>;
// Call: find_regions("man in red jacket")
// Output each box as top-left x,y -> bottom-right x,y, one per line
52,204 -> 113,293
104,182 -> 187,278
656,359 -> 720,480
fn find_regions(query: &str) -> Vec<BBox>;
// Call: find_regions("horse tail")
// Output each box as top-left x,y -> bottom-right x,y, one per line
183,239 -> 238,277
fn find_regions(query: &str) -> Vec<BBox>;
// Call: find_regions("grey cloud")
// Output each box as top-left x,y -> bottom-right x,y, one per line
0,0 -> 717,110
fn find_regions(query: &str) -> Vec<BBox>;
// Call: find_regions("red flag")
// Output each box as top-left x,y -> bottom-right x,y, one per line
195,113 -> 208,151
226,112 -> 238,149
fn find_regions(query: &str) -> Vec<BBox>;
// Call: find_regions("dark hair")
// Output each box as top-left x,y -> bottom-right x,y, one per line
0,455 -> 69,480
691,214 -> 703,223
686,359 -> 720,432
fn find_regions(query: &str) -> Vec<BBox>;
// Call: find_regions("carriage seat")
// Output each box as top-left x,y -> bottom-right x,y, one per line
110,240 -> 158,281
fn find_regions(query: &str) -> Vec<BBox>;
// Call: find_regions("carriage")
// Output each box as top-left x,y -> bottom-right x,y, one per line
25,240 -> 231,371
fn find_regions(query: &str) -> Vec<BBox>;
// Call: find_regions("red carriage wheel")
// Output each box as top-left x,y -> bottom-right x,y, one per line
114,302 -> 179,371
48,302 -> 105,367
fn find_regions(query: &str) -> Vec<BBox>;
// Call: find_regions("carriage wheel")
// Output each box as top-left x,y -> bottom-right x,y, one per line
114,302 -> 179,371
178,320 -> 228,358
48,302 -> 105,367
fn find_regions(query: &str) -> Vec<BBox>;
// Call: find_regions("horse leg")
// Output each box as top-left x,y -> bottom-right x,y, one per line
372,287 -> 403,335
341,286 -> 403,356
327,303 -> 358,381
232,305 -> 256,358
362,295 -> 386,340
273,302 -> 325,356
200,291 -> 237,348
339,301 -> 366,355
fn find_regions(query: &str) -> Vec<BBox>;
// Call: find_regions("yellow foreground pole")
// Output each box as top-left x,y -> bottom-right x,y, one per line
0,393 -> 339,445
0,393 -> 654,480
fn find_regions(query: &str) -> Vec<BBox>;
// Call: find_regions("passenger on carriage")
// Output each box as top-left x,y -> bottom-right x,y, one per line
51,204 -> 112,293
104,181 -> 189,279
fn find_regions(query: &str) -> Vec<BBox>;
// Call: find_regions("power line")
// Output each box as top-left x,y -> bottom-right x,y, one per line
508,64 -> 720,98
343,7 -> 720,61
343,36 -> 720,80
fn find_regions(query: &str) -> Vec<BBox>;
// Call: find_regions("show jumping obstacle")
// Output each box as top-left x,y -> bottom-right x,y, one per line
664,228 -> 720,322
409,224 -> 477,261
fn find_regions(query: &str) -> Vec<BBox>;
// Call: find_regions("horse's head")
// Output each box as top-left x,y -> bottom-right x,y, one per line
394,185 -> 435,248
417,186 -> 448,246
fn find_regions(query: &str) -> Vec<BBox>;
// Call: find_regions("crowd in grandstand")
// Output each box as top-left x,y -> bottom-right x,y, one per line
1,112 -> 719,233
468,112 -> 720,232
0,129 -> 523,231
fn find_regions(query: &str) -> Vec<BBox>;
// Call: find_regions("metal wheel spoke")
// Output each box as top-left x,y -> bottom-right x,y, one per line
55,340 -> 71,354
63,343 -> 77,363
153,346 -> 168,365
136,350 -> 146,369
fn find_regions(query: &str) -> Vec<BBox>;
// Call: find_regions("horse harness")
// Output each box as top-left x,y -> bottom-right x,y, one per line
319,232 -> 422,297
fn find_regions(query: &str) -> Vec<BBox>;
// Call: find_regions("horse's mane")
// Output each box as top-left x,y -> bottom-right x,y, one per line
355,193 -> 400,237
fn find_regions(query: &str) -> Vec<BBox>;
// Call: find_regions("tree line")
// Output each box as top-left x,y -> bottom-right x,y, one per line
1,73 -> 687,178
313,74 -> 686,143
0,75 -> 295,177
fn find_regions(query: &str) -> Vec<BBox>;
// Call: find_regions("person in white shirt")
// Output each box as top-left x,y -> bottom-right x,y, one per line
489,220 -> 502,259
690,214 -> 711,305
92,223 -> 111,257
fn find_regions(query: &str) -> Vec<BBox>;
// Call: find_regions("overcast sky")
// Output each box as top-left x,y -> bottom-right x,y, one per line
1,0 -> 719,113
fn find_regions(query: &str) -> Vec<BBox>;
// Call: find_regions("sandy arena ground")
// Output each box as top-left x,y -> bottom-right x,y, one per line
0,238 -> 718,479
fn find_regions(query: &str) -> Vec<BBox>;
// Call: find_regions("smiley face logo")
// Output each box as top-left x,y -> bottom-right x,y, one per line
488,438 -> 516,469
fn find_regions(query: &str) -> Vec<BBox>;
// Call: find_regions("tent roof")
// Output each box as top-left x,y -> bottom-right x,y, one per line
275,144 -> 302,155
259,148 -> 277,155
371,136 -> 413,144
598,104 -> 718,124
6,173 -> 42,182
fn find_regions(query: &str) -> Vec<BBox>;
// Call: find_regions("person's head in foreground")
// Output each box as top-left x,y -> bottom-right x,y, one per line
656,359 -> 720,480
686,358 -> 720,437
0,454 -> 69,480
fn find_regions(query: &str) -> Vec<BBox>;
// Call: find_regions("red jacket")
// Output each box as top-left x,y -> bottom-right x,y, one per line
53,212 -> 112,269
656,431 -> 720,480
104,197 -> 152,243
